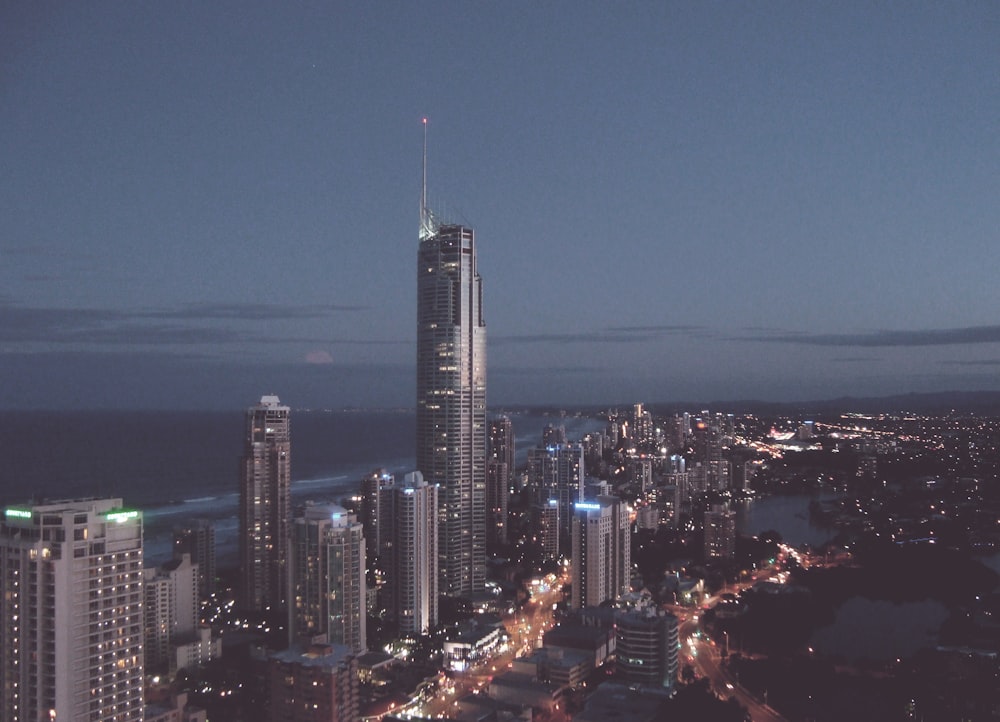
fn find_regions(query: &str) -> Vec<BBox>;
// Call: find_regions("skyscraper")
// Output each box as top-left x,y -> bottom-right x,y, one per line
239,394 -> 291,613
1,498 -> 145,721
529,443 -> 585,552
570,496 -> 631,609
487,416 -> 514,547
290,504 -> 367,654
359,468 -> 394,562
416,128 -> 487,596
379,471 -> 438,635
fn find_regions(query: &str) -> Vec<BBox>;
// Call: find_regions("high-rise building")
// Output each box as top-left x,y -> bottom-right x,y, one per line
1,498 -> 145,721
570,496 -> 631,610
359,469 -> 394,562
239,394 -> 291,613
534,499 -> 560,560
485,460 -> 508,548
144,553 -> 199,671
416,134 -> 487,597
290,504 -> 367,653
173,518 -> 215,599
379,471 -> 438,635
533,443 -> 585,551
704,504 -> 736,560
487,416 -> 514,545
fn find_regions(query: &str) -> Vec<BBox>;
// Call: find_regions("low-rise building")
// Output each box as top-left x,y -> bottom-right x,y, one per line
487,672 -> 564,714
268,643 -> 358,722
144,692 -> 207,722
443,621 -> 503,672
542,623 -> 615,669
171,626 -> 222,675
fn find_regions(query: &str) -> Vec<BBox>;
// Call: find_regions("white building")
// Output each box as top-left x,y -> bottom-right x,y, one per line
239,395 -> 291,612
379,471 -> 438,636
290,504 -> 367,653
570,496 -> 630,609
144,554 -> 199,671
1,499 -> 145,721
171,626 -> 221,676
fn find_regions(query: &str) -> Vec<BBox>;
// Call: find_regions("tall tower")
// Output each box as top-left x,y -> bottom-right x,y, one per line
1,498 -> 145,721
239,394 -> 291,613
416,123 -> 487,596
290,504 -> 367,653
529,443 -> 585,552
570,496 -> 631,609
487,416 -> 514,547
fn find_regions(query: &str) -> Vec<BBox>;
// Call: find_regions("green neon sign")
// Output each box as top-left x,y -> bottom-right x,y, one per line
5,508 -> 32,519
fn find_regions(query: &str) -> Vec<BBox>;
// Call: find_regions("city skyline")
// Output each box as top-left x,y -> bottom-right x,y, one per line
2,3 -> 999,410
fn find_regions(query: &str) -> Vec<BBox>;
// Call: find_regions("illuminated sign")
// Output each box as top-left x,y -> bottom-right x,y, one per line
104,510 -> 139,523
5,508 -> 32,519
575,502 -> 601,511
547,499 -> 558,506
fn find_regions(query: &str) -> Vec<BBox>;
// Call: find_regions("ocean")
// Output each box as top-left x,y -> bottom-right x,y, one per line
0,408 -> 604,565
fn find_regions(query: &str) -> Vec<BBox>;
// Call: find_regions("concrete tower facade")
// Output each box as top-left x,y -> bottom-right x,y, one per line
239,394 -> 291,613
1,498 -> 145,722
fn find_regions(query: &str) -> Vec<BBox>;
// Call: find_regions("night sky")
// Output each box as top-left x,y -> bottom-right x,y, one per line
2,3 -> 998,410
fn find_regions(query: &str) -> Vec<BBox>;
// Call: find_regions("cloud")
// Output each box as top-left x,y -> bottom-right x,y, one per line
0,351 -> 416,410
305,350 -> 335,364
0,299 -> 376,348
490,364 -> 601,376
492,325 -> 704,347
736,325 -> 1000,348
141,302 -> 366,321
941,359 -> 1000,366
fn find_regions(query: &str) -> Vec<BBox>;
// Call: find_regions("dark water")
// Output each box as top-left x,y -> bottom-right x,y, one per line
737,493 -> 957,661
735,493 -> 838,548
0,409 -> 603,564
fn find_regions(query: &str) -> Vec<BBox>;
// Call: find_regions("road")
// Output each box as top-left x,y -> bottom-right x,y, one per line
672,565 -> 789,722
410,573 -> 565,719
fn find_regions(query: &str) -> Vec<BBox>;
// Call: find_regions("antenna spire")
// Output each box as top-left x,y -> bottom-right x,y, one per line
419,117 -> 436,240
